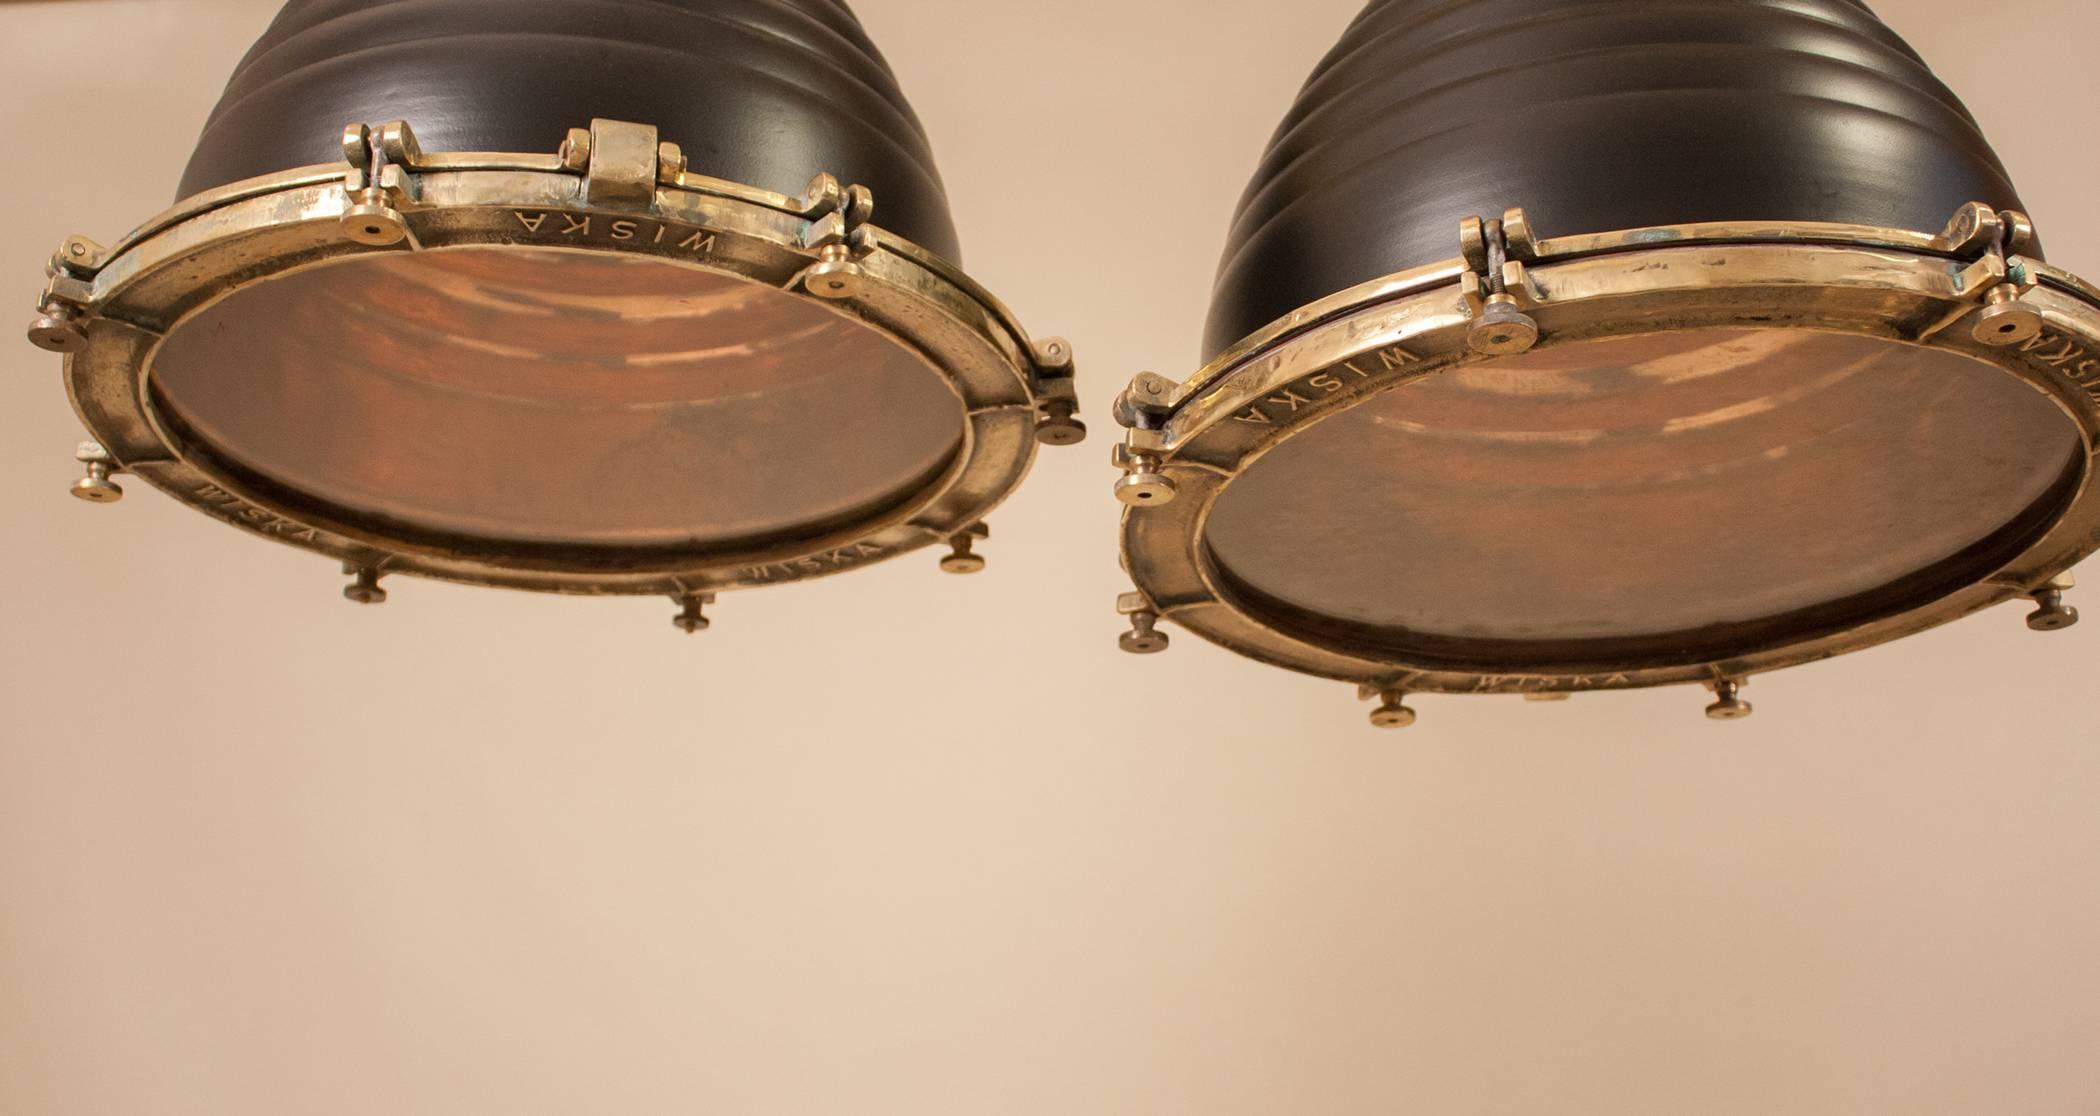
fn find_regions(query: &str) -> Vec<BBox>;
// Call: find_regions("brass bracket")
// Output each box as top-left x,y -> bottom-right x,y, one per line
1457,208 -> 1541,356
1915,201 -> 2045,345
26,235 -> 104,352
339,120 -> 422,246
790,171 -> 878,298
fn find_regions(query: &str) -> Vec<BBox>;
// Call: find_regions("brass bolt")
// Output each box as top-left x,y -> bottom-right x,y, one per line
340,187 -> 407,246
1974,285 -> 2042,346
1468,293 -> 1539,356
1035,399 -> 1087,446
939,526 -> 988,574
1705,679 -> 1753,721
70,441 -> 122,503
343,565 -> 387,605
558,127 -> 592,173
804,244 -> 861,299
672,593 -> 714,634
2026,586 -> 2079,632
1114,450 -> 1176,507
1368,688 -> 1418,729
29,308 -> 88,354
1119,609 -> 1170,655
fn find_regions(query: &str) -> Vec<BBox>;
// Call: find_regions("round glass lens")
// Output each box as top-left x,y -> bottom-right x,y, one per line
150,247 -> 965,548
1204,328 -> 2084,655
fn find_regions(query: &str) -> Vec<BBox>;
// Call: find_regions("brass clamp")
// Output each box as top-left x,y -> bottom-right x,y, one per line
1456,208 -> 1541,357
1029,336 -> 1087,446
339,120 -> 424,247
1111,372 -> 1179,507
1917,201 -> 2045,346
788,171 -> 879,301
26,235 -> 105,353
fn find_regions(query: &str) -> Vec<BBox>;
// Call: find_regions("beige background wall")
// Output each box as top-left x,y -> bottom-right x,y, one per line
3,1 -> 2097,1112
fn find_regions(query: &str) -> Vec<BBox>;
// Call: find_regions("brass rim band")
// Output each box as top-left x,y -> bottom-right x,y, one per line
1116,206 -> 2100,695
37,119 -> 1079,597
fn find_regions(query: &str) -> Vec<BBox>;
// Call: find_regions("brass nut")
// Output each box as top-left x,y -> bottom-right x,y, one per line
27,313 -> 87,353
558,127 -> 592,172
805,250 -> 862,299
1973,294 -> 2043,346
2026,589 -> 2079,632
1119,609 -> 1170,654
1114,470 -> 1176,507
1468,294 -> 1539,356
341,191 -> 408,246
1035,401 -> 1087,447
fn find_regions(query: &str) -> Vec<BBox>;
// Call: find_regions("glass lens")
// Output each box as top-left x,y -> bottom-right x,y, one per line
1205,328 -> 2083,654
150,248 -> 965,548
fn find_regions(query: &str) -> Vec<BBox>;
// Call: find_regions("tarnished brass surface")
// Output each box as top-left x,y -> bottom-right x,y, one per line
1117,211 -> 2100,696
35,120 -> 1082,598
151,248 -> 963,548
1204,328 -> 2083,659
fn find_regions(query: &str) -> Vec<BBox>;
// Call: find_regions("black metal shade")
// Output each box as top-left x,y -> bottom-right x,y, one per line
179,0 -> 961,260
1205,0 -> 2030,357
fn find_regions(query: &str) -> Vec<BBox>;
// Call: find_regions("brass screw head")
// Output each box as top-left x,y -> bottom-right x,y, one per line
672,595 -> 713,634
805,248 -> 861,299
340,190 -> 407,246
1114,466 -> 1176,507
71,471 -> 122,503
1035,401 -> 1087,446
27,313 -> 86,353
1468,294 -> 1539,356
1705,680 -> 1753,721
2027,589 -> 2079,632
1369,695 -> 1418,729
1974,293 -> 2043,347
1119,610 -> 1170,654
70,442 -> 122,503
343,568 -> 388,605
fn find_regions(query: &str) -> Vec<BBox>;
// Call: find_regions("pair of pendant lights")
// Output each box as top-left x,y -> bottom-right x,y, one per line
31,0 -> 2100,726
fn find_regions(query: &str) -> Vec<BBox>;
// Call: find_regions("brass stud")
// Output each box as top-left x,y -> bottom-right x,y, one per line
939,524 -> 989,574
342,565 -> 387,605
672,593 -> 714,634
1468,293 -> 1539,356
1974,286 -> 2042,346
1705,679 -> 1753,721
2026,585 -> 2079,632
340,187 -> 407,246
804,244 -> 862,299
1119,609 -> 1170,654
70,441 -> 122,503
28,310 -> 87,353
1035,399 -> 1087,446
1367,688 -> 1418,729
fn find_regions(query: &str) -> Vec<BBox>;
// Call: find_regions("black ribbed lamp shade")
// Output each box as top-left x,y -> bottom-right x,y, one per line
1206,0 -> 2029,356
180,0 -> 960,258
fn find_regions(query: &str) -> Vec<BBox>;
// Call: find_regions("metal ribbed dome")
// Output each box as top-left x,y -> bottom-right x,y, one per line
1205,0 -> 2030,356
178,0 -> 962,260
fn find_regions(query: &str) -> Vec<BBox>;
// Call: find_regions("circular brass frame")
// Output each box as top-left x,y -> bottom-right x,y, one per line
1119,215 -> 2100,696
47,123 -> 1076,597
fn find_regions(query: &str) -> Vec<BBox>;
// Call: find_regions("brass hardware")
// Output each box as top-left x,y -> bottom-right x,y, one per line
24,118 -> 1083,609
938,523 -> 989,574
342,564 -> 387,605
1116,591 -> 1170,654
1705,680 -> 1753,721
1361,686 -> 1418,729
70,442 -> 122,503
672,593 -> 715,634
2026,574 -> 2079,632
1112,444 -> 1175,507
